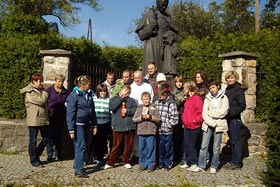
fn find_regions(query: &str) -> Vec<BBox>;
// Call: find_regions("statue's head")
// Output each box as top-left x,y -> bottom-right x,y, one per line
156,0 -> 169,13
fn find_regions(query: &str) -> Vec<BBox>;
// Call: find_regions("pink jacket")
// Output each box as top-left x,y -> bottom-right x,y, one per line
182,95 -> 203,129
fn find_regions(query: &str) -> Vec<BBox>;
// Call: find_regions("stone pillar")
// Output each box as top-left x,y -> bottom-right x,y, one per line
219,51 -> 260,124
40,49 -> 72,89
39,49 -> 74,159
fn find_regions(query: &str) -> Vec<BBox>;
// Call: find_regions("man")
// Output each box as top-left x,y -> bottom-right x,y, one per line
112,70 -> 132,97
135,0 -> 179,82
144,63 -> 159,93
103,72 -> 115,98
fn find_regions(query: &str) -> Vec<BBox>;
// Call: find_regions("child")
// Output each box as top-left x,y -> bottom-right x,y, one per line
93,83 -> 111,166
155,87 -> 179,170
197,80 -> 229,173
104,85 -> 138,169
181,81 -> 203,172
66,75 -> 97,178
133,92 -> 160,172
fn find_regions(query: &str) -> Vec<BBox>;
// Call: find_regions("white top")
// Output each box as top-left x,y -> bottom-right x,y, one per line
130,82 -> 154,105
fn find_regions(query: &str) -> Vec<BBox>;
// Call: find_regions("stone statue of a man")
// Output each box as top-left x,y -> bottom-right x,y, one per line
135,0 -> 179,80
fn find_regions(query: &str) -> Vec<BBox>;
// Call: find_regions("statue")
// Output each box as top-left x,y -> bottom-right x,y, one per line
135,0 -> 179,87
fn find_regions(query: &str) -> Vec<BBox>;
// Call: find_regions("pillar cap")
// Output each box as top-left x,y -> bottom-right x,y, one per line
40,49 -> 72,56
218,51 -> 260,59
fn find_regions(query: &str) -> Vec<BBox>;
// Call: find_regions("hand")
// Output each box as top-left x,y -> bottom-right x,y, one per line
142,114 -> 151,120
92,128 -> 97,135
69,133 -> 75,140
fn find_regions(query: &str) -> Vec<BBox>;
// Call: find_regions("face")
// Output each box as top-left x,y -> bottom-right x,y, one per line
33,79 -> 43,89
175,81 -> 183,89
99,91 -> 107,98
196,73 -> 203,84
106,75 -> 114,85
122,72 -> 130,84
158,93 -> 168,101
209,84 -> 219,97
54,79 -> 64,89
147,64 -> 157,75
226,75 -> 237,85
80,82 -> 92,91
142,95 -> 151,106
134,72 -> 143,85
119,88 -> 130,98
157,0 -> 168,13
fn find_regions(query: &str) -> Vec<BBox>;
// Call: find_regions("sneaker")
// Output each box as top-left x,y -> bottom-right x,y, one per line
104,164 -> 113,170
179,162 -> 189,168
187,164 -> 202,172
75,171 -> 89,178
164,165 -> 172,171
157,165 -> 164,170
225,164 -> 242,170
124,163 -> 132,169
209,168 -> 216,174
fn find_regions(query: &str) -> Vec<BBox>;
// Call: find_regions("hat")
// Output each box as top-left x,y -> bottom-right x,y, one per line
156,73 -> 167,82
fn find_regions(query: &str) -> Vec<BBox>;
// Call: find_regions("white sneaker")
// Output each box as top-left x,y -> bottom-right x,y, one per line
179,162 -> 189,168
124,163 -> 132,169
104,164 -> 112,170
187,164 -> 202,172
209,167 -> 216,174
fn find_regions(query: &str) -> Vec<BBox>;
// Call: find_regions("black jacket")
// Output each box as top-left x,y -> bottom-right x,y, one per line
225,82 -> 246,120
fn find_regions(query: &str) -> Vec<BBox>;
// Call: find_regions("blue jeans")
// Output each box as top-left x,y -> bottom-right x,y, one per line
198,127 -> 222,169
73,124 -> 92,173
158,134 -> 173,167
228,119 -> 243,167
139,135 -> 156,170
184,128 -> 201,166
28,126 -> 50,164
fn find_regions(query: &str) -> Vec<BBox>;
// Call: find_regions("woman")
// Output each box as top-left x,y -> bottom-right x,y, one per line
46,74 -> 69,161
224,71 -> 246,170
195,70 -> 209,100
66,75 -> 97,178
92,83 -> 111,166
20,73 -> 50,167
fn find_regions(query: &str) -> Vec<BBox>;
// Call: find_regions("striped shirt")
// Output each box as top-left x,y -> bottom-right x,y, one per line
93,96 -> 111,125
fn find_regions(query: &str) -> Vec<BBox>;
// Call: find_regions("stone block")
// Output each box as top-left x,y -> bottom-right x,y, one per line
245,95 -> 256,110
246,60 -> 257,67
241,110 -> 255,123
246,123 -> 268,136
248,135 -> 261,146
222,60 -> 233,71
232,58 -> 245,67
55,57 -> 70,66
43,56 -> 55,64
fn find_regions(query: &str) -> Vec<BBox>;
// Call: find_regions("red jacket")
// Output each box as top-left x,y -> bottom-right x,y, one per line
182,95 -> 203,129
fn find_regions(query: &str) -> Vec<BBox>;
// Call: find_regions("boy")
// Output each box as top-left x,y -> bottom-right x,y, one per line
133,92 -> 160,172
155,87 -> 179,170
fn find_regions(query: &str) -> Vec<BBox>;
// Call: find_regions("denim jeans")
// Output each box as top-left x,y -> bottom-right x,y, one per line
28,126 -> 50,164
183,128 -> 201,166
158,134 -> 173,167
228,119 -> 243,167
73,124 -> 92,173
139,135 -> 156,170
198,127 -> 222,169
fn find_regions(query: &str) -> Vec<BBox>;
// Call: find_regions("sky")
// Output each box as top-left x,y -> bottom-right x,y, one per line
51,0 -> 218,47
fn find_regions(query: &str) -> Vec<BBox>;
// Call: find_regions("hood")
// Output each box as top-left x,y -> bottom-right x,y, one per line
206,89 -> 225,100
20,83 -> 36,94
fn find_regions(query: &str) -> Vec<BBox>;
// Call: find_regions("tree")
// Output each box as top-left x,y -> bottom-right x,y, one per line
0,0 -> 101,27
261,0 -> 280,29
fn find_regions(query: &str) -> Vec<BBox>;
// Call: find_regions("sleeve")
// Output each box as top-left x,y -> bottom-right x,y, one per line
109,96 -> 122,113
193,97 -> 204,124
126,98 -> 137,116
210,95 -> 229,119
66,93 -> 77,134
26,90 -> 48,107
168,103 -> 179,126
202,99 -> 217,127
133,107 -> 143,123
150,106 -> 161,124
229,89 -> 246,119
91,101 -> 98,128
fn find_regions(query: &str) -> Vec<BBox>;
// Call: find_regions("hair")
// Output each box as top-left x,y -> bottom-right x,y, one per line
147,62 -> 157,68
134,70 -> 143,77
183,81 -> 197,92
207,79 -> 220,88
157,86 -> 169,96
141,91 -> 151,99
76,75 -> 91,87
95,83 -> 109,98
195,70 -> 208,83
174,75 -> 184,84
54,74 -> 66,81
106,72 -> 114,77
122,69 -> 131,77
30,73 -> 43,82
225,70 -> 239,81
120,85 -> 131,94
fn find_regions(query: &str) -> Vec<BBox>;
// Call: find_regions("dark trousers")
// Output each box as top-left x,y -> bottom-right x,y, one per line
158,134 -> 174,167
28,125 -> 50,164
184,128 -> 201,166
46,121 -> 64,159
106,130 -> 135,166
94,123 -> 112,160
228,119 -> 243,167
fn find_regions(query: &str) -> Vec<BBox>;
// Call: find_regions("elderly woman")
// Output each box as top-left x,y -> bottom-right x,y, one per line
46,74 -> 69,161
20,73 -> 50,167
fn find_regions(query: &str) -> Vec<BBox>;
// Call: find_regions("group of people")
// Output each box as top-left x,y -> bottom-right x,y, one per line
20,65 -> 246,178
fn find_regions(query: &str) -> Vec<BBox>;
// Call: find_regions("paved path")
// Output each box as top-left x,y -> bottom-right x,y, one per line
0,153 -> 266,187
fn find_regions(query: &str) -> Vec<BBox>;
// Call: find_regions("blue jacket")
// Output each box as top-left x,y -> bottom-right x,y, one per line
66,89 -> 97,134
109,95 -> 137,132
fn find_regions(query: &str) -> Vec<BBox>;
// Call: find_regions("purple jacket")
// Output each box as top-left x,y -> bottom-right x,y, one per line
46,85 -> 69,123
